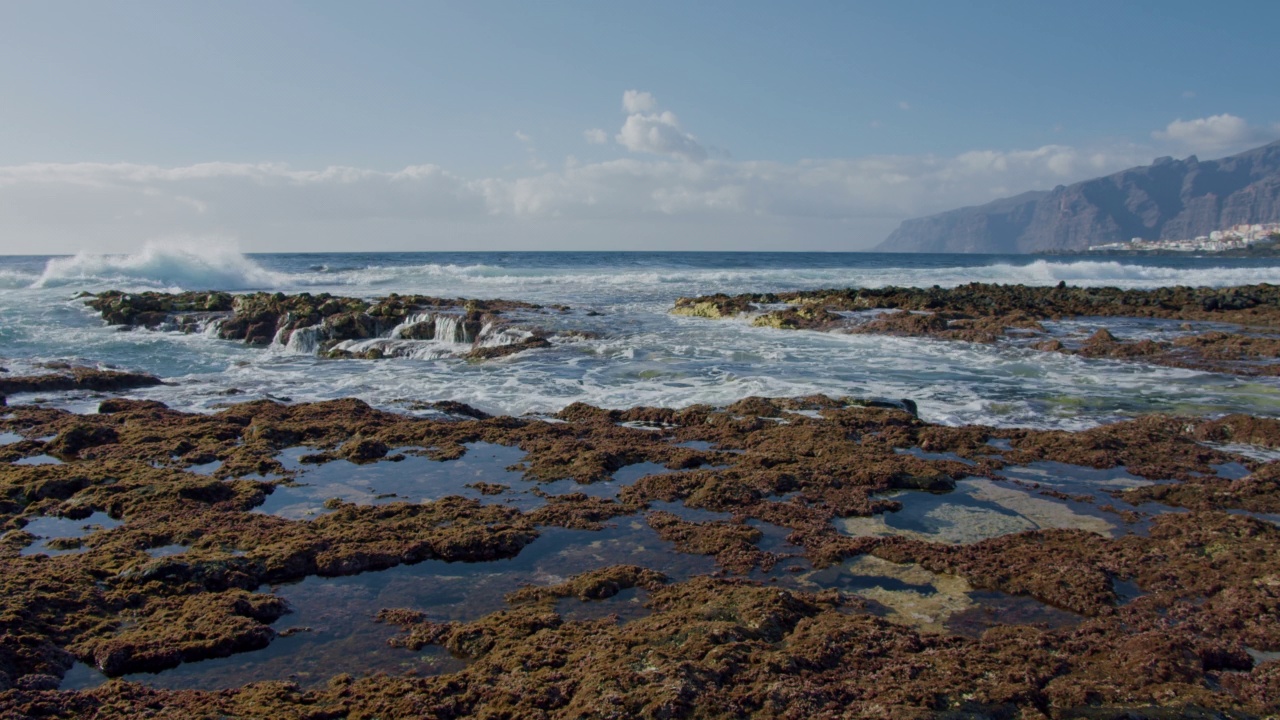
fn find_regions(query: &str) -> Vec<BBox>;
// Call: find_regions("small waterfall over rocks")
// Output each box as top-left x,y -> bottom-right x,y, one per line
434,315 -> 465,344
284,324 -> 328,354
201,317 -> 226,338
476,325 -> 531,348
270,325 -> 290,348
389,313 -> 436,339
197,303 -> 548,360
323,311 -> 502,358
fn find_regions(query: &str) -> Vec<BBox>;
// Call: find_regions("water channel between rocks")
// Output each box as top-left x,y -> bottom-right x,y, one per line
836,461 -> 1186,544
18,513 -> 123,557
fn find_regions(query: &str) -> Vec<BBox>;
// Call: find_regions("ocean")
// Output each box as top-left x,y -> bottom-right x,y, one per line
2,242 -> 1279,429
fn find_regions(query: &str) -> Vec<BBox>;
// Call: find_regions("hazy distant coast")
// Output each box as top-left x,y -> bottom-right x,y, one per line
878,140 -> 1280,254
1035,239 -> 1280,258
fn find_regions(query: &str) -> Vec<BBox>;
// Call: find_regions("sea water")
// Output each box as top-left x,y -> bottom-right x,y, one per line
1,243 -> 1278,429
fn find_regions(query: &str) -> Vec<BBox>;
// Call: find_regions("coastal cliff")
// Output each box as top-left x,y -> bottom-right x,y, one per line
877,140 -> 1280,253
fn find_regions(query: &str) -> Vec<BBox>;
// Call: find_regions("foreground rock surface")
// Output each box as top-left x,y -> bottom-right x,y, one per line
0,395 -> 1277,717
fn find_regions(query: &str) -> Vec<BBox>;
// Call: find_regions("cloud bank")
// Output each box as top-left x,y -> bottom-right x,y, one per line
0,94 -> 1276,253
1152,113 -> 1280,153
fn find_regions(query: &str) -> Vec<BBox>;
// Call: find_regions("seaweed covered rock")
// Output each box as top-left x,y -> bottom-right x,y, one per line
0,367 -> 163,397
1,395 -> 1279,717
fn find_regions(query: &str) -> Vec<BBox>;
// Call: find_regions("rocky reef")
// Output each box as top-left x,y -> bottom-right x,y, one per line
0,366 -> 164,408
673,283 -> 1280,376
0,394 -> 1277,717
85,290 -> 578,360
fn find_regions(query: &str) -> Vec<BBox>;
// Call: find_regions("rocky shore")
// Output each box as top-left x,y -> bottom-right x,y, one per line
672,283 -> 1280,376
85,291 -> 578,360
0,392 -> 1277,717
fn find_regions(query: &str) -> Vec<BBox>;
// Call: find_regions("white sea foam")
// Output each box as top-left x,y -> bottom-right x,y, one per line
267,259 -> 1280,298
0,270 -> 40,289
22,242 -> 1278,298
5,249 -> 1279,432
32,239 -> 291,290
953,260 -> 1277,289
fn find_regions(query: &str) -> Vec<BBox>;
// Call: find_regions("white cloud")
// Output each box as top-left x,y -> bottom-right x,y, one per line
898,101 -> 911,111
0,109 -> 1274,254
615,110 -> 707,161
0,142 -> 1152,253
1181,90 -> 1196,100
622,90 -> 657,113
583,128 -> 608,145
1151,113 -> 1280,154
613,91 -> 707,161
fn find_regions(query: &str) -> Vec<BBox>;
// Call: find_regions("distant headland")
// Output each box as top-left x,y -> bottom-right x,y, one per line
877,140 -> 1280,254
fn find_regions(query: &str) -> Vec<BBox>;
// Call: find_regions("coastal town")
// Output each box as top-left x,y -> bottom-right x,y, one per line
1088,222 -> 1280,253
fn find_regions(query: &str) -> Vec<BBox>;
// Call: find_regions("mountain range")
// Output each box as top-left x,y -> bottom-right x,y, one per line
875,140 -> 1280,253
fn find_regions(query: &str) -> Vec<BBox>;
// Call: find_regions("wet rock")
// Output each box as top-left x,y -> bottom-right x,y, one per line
0,367 -> 163,396
527,493 -> 635,530
467,336 -> 553,360
855,398 -> 920,417
671,293 -> 777,318
425,401 -> 492,420
76,590 -> 288,676
14,674 -> 60,691
97,398 -> 169,414
86,291 -> 234,326
396,320 -> 436,340
1033,338 -> 1065,352
339,437 -> 389,463
646,510 -> 775,574
751,304 -> 844,330
45,425 -> 119,458
504,565 -> 668,605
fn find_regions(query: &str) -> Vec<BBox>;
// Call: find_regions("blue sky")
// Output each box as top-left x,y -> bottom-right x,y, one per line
1,0 -> 1278,253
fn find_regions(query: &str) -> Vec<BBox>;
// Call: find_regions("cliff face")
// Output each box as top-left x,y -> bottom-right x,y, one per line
876,140 -> 1280,253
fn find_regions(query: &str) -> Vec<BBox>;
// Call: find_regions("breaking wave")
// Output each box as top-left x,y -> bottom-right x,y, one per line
956,260 -> 1277,289
18,247 -> 1277,301
32,239 -> 291,291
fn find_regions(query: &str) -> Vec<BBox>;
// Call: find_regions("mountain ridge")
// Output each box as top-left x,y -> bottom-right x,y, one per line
876,140 -> 1280,253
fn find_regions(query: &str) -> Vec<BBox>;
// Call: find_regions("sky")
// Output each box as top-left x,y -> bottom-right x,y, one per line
1,0 -> 1279,254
